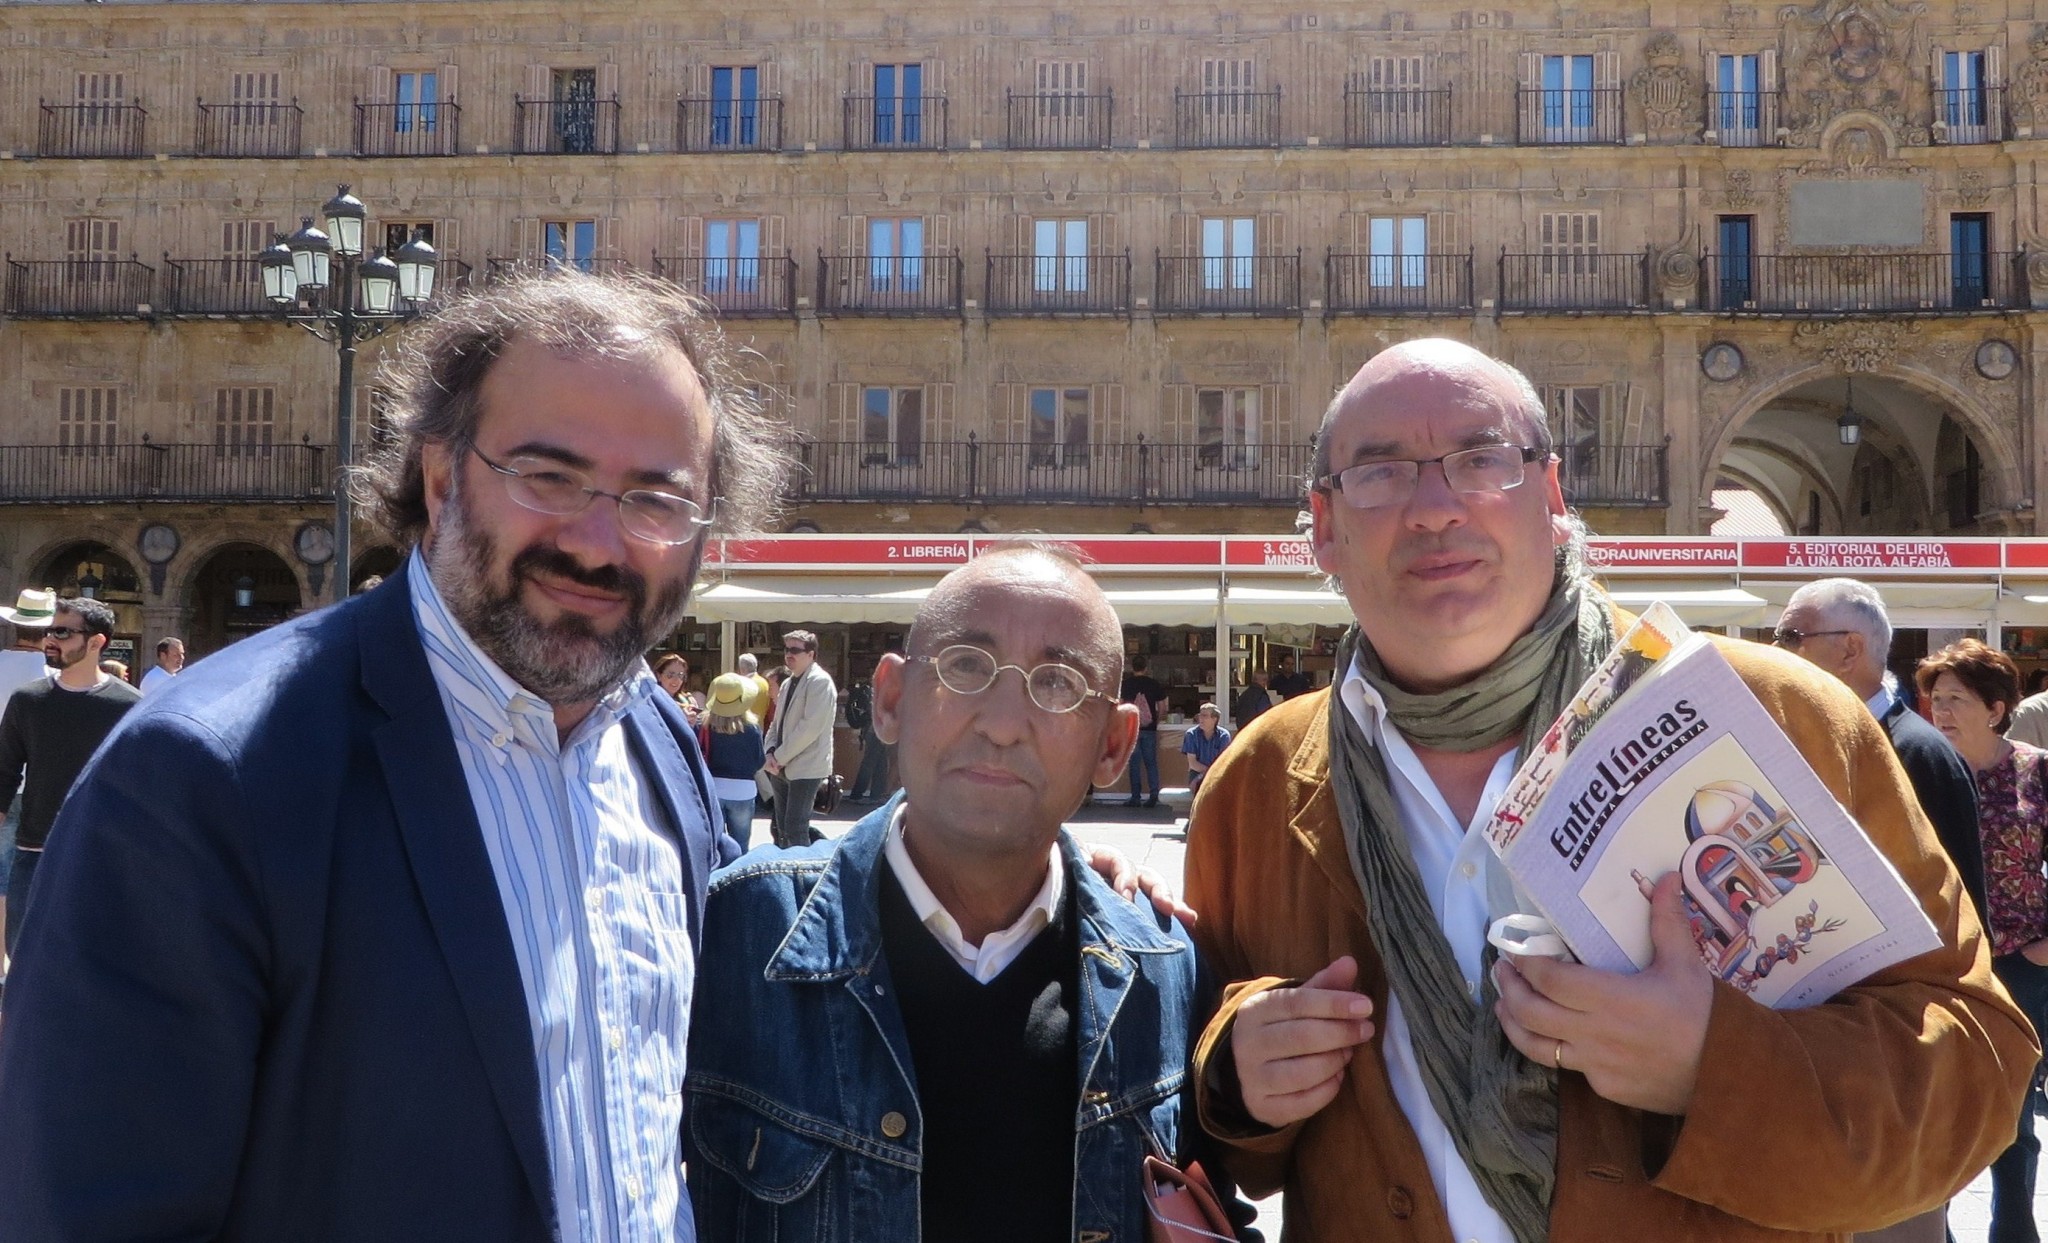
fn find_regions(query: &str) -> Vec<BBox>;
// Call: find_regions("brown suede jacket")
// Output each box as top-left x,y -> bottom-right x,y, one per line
1186,634 -> 2038,1242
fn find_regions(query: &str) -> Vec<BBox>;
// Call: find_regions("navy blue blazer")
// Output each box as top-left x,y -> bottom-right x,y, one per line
0,560 -> 741,1241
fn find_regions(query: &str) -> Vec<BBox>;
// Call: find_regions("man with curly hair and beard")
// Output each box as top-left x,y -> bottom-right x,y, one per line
0,273 -> 794,1242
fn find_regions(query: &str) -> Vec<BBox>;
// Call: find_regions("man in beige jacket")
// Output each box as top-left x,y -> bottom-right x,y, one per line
763,628 -> 838,848
1186,339 -> 2035,1242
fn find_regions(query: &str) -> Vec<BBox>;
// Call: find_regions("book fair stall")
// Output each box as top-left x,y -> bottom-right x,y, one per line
666,533 -> 2048,788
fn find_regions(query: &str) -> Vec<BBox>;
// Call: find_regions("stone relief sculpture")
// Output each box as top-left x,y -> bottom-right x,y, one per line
1777,0 -> 1929,146
1629,32 -> 1703,142
2010,26 -> 2048,134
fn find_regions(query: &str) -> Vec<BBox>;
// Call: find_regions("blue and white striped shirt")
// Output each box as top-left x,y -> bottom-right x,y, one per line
410,551 -> 695,1243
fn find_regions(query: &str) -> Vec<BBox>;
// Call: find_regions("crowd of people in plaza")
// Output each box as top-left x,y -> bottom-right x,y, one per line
0,275 -> 2042,1243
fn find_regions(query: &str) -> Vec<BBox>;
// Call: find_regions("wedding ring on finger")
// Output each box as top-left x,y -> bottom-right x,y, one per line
1553,1039 -> 1565,1071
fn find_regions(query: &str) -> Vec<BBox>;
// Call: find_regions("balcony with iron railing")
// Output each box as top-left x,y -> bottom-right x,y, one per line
484,257 -> 637,283
1515,87 -> 1625,144
1497,251 -> 1650,312
1004,91 -> 1114,149
1557,443 -> 1669,507
984,253 -> 1131,315
675,95 -> 783,152
652,254 -> 798,316
792,438 -> 1312,506
1704,89 -> 1778,146
1325,251 -> 1474,314
38,100 -> 149,158
0,443 -> 333,504
3,258 -> 156,317
1155,252 -> 1302,315
842,93 -> 949,150
1173,89 -> 1281,148
817,252 -> 963,315
1699,251 -> 2021,314
159,255 -> 473,316
195,99 -> 302,157
1342,87 -> 1453,146
353,100 -> 462,156
515,96 -> 620,154
1934,86 -> 2005,143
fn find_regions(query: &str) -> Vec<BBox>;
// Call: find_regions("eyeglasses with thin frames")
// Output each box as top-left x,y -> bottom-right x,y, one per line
41,626 -> 84,641
1772,627 -> 1855,649
1313,444 -> 1547,511
908,644 -> 1116,715
469,444 -> 717,546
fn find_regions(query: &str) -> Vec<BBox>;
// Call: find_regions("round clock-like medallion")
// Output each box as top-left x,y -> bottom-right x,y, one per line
138,522 -> 181,565
1701,342 -> 1745,382
1975,339 -> 2019,380
294,521 -> 336,566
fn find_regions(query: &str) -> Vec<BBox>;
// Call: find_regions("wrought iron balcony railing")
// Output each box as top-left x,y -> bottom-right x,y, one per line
515,96 -> 620,154
1557,443 -> 1669,507
1699,251 -> 2021,314
39,100 -> 149,158
1497,251 -> 1650,312
1325,251 -> 1474,313
195,99 -> 302,157
353,100 -> 462,156
4,258 -> 156,317
817,252 -> 963,314
162,257 -> 269,315
1705,89 -> 1778,146
792,439 -> 1313,506
1155,252 -> 1302,315
0,443 -> 333,504
1173,88 -> 1281,148
160,255 -> 472,315
652,254 -> 798,316
675,95 -> 783,152
984,253 -> 1131,315
1342,87 -> 1452,146
1934,86 -> 2005,143
842,93 -> 949,150
1515,87 -> 1624,144
1004,91 -> 1114,149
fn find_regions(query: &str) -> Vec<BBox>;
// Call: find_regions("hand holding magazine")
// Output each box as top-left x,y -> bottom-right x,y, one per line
1484,603 -> 1940,1010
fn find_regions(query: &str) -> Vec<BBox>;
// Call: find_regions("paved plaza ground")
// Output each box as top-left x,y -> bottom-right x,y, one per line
796,798 -> 2048,1240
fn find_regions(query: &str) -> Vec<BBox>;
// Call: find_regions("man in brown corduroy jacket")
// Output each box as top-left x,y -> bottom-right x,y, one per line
1185,339 -> 2037,1242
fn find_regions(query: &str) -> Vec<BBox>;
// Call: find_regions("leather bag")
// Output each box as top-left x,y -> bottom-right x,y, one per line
1142,1155 -> 1238,1243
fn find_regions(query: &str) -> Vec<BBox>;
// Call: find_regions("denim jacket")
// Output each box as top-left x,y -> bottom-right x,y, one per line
686,799 -> 1220,1243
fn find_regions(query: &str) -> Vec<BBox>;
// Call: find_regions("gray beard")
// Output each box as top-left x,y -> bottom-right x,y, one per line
425,482 -> 696,707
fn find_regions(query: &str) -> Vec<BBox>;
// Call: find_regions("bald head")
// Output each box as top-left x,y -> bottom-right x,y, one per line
908,545 -> 1125,691
1316,339 -> 1550,480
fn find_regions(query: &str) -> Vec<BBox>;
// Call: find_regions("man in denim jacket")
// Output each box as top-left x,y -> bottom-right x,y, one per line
687,543 -> 1249,1242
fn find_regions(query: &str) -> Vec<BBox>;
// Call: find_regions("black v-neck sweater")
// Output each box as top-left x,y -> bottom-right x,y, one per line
878,865 -> 1080,1243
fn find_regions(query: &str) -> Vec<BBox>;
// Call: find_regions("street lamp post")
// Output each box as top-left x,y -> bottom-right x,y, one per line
261,185 -> 437,602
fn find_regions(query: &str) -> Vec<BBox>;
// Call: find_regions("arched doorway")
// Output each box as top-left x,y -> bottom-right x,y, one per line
187,544 -> 305,655
1704,370 -> 2004,536
34,541 -> 147,675
351,545 -> 404,592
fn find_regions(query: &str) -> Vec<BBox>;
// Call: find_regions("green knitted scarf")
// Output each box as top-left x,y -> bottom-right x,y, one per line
1327,569 -> 1613,1243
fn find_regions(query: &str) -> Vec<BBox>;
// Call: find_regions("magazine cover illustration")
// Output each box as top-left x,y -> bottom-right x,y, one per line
1582,734 -> 1877,999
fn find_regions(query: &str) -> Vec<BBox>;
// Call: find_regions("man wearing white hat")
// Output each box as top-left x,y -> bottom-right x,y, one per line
0,588 -> 58,975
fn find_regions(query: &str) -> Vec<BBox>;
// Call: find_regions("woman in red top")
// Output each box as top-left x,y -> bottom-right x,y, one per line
1919,638 -> 2048,1243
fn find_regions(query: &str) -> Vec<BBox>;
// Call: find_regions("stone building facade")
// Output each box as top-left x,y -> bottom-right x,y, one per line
0,0 -> 2041,658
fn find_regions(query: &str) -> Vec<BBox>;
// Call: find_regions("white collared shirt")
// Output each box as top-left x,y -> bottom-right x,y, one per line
1338,655 -> 1521,1243
1867,673 -> 1897,720
883,802 -> 1064,984
410,551 -> 694,1243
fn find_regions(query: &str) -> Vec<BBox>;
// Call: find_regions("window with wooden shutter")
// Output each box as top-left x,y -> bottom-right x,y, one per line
1258,382 -> 1292,449
1026,387 -> 1092,466
215,386 -> 277,457
1092,383 -> 1127,446
858,386 -> 924,465
222,219 -> 274,261
228,70 -> 282,129
58,387 -> 119,455
928,383 -> 955,447
65,218 -> 119,287
825,382 -> 860,441
1539,212 -> 1600,276
1162,385 -> 1197,445
75,71 -> 124,125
